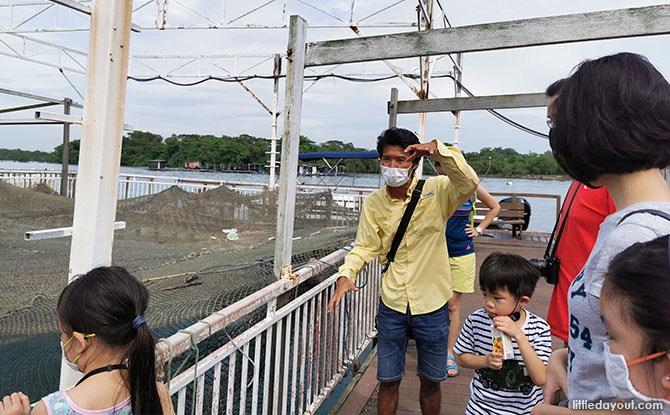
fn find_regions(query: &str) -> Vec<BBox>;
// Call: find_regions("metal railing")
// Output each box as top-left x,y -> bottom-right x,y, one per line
0,170 -> 370,228
157,247 -> 381,414
0,170 -> 76,196
489,192 -> 562,221
0,169 -> 372,198
0,170 -> 565,229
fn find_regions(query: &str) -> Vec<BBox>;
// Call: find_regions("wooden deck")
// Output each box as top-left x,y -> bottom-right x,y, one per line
338,232 -> 564,415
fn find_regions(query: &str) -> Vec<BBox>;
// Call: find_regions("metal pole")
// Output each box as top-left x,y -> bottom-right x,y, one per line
453,53 -> 463,148
221,0 -> 225,25
416,0 -> 433,178
156,0 -> 168,29
388,87 -> 398,128
60,97 -> 71,196
274,15 -> 306,279
61,0 -> 133,389
269,53 -> 281,189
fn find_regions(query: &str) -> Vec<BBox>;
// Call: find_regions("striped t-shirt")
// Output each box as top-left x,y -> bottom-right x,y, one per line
454,308 -> 552,415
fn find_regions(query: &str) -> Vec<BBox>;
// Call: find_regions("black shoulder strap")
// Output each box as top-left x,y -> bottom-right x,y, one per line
382,179 -> 426,274
545,181 -> 580,259
75,364 -> 127,387
616,208 -> 670,226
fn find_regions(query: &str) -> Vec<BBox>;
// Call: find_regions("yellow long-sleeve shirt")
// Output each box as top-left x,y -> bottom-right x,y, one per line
338,140 -> 479,315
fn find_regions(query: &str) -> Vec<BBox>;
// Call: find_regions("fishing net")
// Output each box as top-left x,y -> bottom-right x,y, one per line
0,179 -> 359,400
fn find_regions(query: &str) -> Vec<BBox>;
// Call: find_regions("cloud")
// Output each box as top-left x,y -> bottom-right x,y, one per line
1,0 -> 669,155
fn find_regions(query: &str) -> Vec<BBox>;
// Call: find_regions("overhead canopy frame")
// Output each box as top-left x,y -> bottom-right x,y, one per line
274,5 -> 670,277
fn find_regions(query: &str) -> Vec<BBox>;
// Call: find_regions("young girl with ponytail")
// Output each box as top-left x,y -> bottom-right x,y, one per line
0,266 -> 174,415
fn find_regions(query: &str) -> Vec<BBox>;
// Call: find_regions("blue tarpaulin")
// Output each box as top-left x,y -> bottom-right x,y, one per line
297,151 -> 378,161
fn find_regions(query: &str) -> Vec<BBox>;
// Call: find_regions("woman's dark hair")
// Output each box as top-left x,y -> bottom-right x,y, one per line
479,252 -> 541,299
549,52 -> 670,185
603,235 -> 670,355
57,266 -> 163,415
376,127 -> 421,164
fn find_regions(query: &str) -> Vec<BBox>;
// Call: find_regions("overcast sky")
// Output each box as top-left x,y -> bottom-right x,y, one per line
0,0 -> 668,155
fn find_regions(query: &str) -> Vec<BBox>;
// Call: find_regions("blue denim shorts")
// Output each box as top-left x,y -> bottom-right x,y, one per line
376,299 -> 450,383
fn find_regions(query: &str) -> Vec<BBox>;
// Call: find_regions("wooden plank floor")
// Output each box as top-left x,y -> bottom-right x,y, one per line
341,233 -> 564,415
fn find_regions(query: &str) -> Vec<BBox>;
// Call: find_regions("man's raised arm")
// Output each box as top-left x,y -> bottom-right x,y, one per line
406,140 -> 478,219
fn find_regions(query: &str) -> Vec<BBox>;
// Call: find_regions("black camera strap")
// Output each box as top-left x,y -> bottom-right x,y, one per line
381,179 -> 426,275
545,181 -> 581,259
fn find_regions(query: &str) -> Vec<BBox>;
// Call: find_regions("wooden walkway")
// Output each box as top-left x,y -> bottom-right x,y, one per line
338,232 -> 564,415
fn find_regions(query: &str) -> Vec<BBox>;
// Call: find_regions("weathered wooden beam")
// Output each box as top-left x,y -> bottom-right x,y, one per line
392,93 -> 549,114
305,5 -> 670,67
388,87 -> 398,128
274,16 -> 307,279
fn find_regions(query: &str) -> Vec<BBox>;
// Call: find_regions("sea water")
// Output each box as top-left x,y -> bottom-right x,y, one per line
0,161 -> 572,232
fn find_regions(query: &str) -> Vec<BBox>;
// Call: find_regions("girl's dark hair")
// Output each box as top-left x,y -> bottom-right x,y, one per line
549,52 -> 670,185
603,235 -> 670,355
376,127 -> 421,164
479,252 -> 541,299
545,78 -> 565,97
57,266 -> 163,415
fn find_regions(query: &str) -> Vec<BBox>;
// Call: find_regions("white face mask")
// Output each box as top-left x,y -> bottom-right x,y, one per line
61,338 -> 83,373
603,342 -> 670,414
380,164 -> 413,187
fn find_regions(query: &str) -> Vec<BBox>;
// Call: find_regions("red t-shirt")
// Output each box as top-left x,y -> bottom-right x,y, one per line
547,181 -> 616,342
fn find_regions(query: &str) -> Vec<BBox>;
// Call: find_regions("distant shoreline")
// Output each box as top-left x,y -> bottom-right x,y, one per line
485,174 -> 570,181
424,172 -> 570,181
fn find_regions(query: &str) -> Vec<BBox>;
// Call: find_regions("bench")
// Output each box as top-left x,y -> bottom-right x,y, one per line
474,201 -> 526,238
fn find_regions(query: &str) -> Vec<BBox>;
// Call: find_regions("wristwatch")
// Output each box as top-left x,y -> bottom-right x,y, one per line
475,226 -> 483,235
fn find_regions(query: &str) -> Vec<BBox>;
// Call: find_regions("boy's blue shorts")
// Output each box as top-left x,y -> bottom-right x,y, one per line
376,299 -> 450,383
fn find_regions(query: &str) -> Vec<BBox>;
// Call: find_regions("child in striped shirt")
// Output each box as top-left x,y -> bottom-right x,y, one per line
454,252 -> 552,415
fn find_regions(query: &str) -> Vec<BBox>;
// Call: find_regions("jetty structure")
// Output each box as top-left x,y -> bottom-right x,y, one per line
1,1 -> 670,414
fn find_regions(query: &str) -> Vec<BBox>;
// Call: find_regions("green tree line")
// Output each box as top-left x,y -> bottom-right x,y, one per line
0,148 -> 51,163
0,131 -> 565,177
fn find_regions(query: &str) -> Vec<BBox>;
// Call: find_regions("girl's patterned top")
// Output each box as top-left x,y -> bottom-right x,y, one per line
41,390 -> 132,415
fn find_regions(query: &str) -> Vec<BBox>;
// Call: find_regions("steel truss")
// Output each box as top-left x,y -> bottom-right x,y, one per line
0,0 -> 416,33
0,0 -> 437,80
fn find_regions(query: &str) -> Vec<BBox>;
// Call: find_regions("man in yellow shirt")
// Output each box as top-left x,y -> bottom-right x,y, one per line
328,127 -> 478,415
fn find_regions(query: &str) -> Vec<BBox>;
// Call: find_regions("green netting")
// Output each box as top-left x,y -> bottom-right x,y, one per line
0,180 -> 357,400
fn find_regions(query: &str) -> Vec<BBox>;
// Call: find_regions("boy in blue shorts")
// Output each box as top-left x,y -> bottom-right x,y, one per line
454,252 -> 552,415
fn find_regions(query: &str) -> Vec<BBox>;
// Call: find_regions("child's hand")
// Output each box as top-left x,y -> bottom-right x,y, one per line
493,316 -> 524,341
464,225 -> 478,238
0,392 -> 31,415
485,352 -> 503,370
